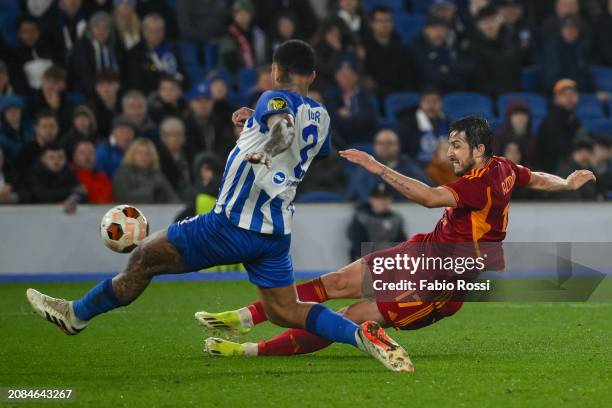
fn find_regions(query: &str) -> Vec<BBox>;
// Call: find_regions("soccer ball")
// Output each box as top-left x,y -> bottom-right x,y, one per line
100,205 -> 149,253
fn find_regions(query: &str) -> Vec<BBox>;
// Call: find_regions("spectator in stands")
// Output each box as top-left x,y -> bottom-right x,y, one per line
266,11 -> 300,62
395,88 -> 449,163
176,0 -> 231,44
148,75 -> 186,124
125,13 -> 186,94
411,16 -> 469,93
493,100 -> 537,167
324,58 -> 377,145
247,65 -> 273,107
21,0 -> 56,21
593,136 -> 612,195
42,0 -> 87,64
26,143 -> 84,212
538,79 -> 582,173
81,0 -> 112,17
121,90 -> 157,140
218,0 -> 267,78
71,139 -> 112,203
0,96 -> 33,163
158,117 -> 190,198
469,5 -> 522,97
28,66 -> 73,132
426,139 -> 457,186
347,182 -> 406,261
113,138 -> 180,203
428,0 -> 465,49
204,73 -> 234,124
87,70 -> 120,139
95,115 -> 135,177
134,0 -> 179,40
337,0 -> 366,39
0,148 -> 20,204
542,15 -> 594,94
346,129 -> 433,202
17,110 -> 59,174
252,0 -> 318,41
11,16 -> 55,94
593,0 -> 612,65
542,0 -> 585,40
496,0 -> 534,63
363,7 -> 415,98
556,139 -> 600,200
60,105 -> 99,157
298,148 -> 348,199
174,154 -> 223,220
112,0 -> 141,53
72,11 -> 118,95
0,61 -> 14,97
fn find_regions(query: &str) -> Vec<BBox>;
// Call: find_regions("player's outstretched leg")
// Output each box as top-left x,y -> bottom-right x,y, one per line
26,230 -> 188,335
196,260 -> 364,338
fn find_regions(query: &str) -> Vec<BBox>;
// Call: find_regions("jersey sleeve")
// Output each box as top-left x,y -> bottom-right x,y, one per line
443,176 -> 489,210
253,91 -> 295,133
510,162 -> 532,189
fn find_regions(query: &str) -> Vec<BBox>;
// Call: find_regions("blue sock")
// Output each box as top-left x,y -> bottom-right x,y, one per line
72,279 -> 124,321
305,304 -> 358,347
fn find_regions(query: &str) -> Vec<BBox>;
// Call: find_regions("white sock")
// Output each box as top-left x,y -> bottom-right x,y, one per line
237,307 -> 255,329
243,342 -> 258,357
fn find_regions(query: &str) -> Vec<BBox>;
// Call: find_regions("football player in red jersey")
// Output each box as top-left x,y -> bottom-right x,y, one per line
197,116 -> 596,359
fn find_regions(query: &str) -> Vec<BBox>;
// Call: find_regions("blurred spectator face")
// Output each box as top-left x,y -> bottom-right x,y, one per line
277,16 -> 295,39
572,146 -> 593,167
4,107 -> 22,130
374,130 -> 400,163
499,3 -> 523,25
159,80 -> 182,104
91,18 -> 111,44
41,148 -> 66,173
503,142 -> 522,164
368,195 -> 392,214
431,3 -> 457,21
18,21 -> 39,47
556,0 -> 578,17
189,97 -> 214,118
161,122 -> 185,155
36,117 -> 59,144
112,125 -> 135,150
593,141 -> 610,165
561,23 -> 579,43
555,88 -> 579,111
424,24 -> 448,47
132,143 -> 153,169
209,78 -> 228,101
509,111 -> 529,134
42,76 -> 66,94
143,16 -> 165,48
339,0 -> 359,14
200,163 -> 216,186
73,113 -> 92,134
59,0 -> 82,16
325,26 -> 342,48
73,141 -> 95,170
370,11 -> 393,39
477,13 -> 501,39
123,96 -> 147,125
96,79 -> 119,103
233,9 -> 252,31
335,65 -> 358,92
420,92 -> 443,118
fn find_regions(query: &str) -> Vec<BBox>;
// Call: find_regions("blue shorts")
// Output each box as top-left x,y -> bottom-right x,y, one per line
167,211 -> 293,288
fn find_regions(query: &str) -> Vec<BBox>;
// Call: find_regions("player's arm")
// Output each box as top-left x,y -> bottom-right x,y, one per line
340,149 -> 457,208
245,113 -> 295,168
526,169 -> 596,192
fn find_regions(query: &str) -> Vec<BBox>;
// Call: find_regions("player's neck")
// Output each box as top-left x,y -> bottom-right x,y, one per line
471,156 -> 492,170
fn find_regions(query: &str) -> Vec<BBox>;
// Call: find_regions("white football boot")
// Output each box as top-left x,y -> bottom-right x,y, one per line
26,288 -> 88,335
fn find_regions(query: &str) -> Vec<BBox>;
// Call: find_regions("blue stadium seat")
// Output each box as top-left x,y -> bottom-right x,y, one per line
442,92 -> 494,121
204,43 -> 219,72
411,0 -> 458,15
66,92 -> 85,105
395,14 -> 426,45
576,94 -> 605,120
521,66 -> 542,93
178,40 -> 207,84
592,65 -> 612,92
362,0 -> 406,13
0,1 -> 20,47
582,118 -> 612,137
237,68 -> 257,93
497,93 -> 548,118
384,92 -> 420,124
532,115 -> 545,133
295,192 -> 345,203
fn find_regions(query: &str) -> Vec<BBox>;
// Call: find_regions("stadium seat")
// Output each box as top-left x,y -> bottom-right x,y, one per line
592,65 -> 612,92
521,66 -> 542,93
0,1 -> 19,47
576,94 -> 605,120
497,93 -> 548,118
295,192 -> 345,203
395,14 -> 426,45
66,92 -> 85,105
411,0 -> 458,15
237,68 -> 257,94
204,42 -> 219,72
384,92 -> 420,125
581,118 -> 612,137
178,40 -> 207,84
362,0 -> 406,13
442,93 -> 494,121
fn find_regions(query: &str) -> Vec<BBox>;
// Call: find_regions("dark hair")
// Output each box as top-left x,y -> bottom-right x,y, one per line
592,135 -> 610,148
16,15 -> 37,30
369,5 -> 392,19
96,69 -> 119,83
35,110 -> 58,124
41,142 -> 64,154
450,116 -> 493,157
273,40 -> 316,83
421,86 -> 441,98
43,65 -> 66,81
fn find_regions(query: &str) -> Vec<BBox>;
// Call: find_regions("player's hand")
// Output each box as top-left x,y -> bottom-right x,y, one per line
566,169 -> 596,190
245,151 -> 271,168
339,149 -> 384,175
232,107 -> 254,128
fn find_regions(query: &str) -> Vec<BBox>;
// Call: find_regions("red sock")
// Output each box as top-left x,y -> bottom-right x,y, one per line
246,277 -> 329,325
257,329 -> 332,356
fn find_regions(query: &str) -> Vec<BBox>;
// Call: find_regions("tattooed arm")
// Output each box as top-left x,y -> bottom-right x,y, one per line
245,113 -> 295,168
339,149 -> 457,208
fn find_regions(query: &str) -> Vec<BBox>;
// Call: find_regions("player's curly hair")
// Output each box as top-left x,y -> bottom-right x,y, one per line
272,40 -> 316,83
450,116 -> 493,157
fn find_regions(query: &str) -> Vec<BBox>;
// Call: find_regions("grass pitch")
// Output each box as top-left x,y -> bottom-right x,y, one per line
1,281 -> 611,407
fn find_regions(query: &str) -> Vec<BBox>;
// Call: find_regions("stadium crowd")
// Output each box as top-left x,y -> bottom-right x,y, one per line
1,0 -> 612,211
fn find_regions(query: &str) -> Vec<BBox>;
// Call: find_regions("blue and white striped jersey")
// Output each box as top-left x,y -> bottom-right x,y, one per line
214,90 -> 331,235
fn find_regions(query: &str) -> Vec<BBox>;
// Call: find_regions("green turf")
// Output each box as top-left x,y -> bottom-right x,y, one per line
1,281 -> 611,407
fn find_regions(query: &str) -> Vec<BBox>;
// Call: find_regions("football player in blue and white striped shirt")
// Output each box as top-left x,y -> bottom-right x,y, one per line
25,40 -> 412,373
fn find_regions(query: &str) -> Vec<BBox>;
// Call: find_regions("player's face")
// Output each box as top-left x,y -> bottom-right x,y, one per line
447,131 -> 476,176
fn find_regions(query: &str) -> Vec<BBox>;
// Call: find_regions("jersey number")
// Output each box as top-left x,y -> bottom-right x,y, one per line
293,124 -> 318,179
